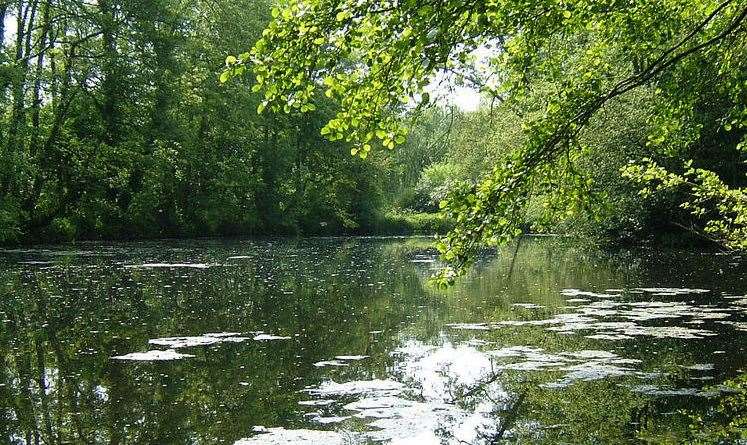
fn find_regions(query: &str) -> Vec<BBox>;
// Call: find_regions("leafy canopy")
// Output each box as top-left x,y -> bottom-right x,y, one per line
224,0 -> 747,283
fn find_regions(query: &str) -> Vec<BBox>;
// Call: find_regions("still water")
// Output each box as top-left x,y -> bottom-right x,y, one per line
1,236 -> 745,444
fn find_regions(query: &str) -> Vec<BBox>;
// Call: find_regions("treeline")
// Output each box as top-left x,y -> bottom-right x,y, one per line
3,0 -> 743,248
0,0 -> 386,244
387,91 -> 746,247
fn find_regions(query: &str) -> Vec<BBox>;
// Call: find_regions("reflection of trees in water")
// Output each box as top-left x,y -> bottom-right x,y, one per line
1,267 -> 143,444
406,236 -> 747,444
432,361 -> 733,444
1,238 -> 744,444
0,240 -> 438,444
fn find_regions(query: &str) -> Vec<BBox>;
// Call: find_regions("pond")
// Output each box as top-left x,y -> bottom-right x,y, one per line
1,236 -> 745,444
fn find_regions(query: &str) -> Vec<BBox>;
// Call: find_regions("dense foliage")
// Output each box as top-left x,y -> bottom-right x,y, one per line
2,0 -> 745,262
0,0 -> 391,244
230,0 -> 746,283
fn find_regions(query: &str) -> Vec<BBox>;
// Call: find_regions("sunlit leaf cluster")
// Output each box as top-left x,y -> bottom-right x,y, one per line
622,158 -> 747,250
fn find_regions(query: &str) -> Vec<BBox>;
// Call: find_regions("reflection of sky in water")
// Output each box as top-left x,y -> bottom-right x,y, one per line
0,237 -> 745,444
240,283 -> 746,443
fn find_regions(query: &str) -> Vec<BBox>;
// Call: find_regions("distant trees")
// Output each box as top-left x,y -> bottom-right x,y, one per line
0,0 -> 385,244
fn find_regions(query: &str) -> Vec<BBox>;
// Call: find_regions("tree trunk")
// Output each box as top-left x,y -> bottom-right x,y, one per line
31,0 -> 53,158
3,0 -> 38,195
99,0 -> 120,146
0,2 -> 8,48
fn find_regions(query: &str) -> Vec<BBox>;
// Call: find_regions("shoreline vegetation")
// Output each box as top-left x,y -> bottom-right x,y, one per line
2,1 -> 744,256
1,223 -> 721,255
0,211 -> 453,245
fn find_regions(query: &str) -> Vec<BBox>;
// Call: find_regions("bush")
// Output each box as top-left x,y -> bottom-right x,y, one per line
365,211 -> 454,235
409,163 -> 461,212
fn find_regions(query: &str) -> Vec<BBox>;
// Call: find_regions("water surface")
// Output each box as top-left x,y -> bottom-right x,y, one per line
1,237 -> 745,444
